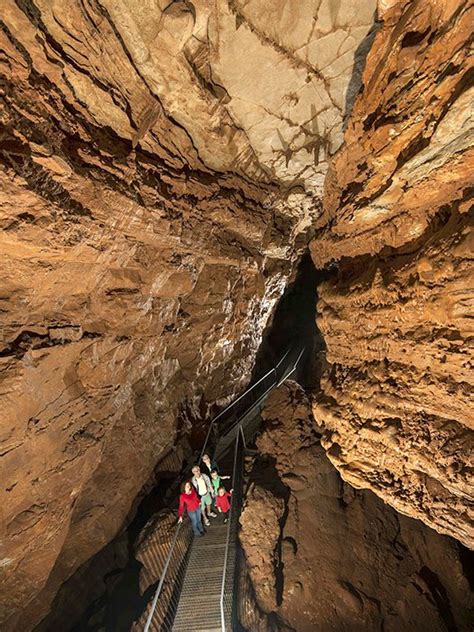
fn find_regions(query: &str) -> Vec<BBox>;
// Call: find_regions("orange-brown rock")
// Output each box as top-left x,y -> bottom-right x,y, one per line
2,0 -> 472,627
240,485 -> 285,613
310,0 -> 474,547
240,382 -> 474,631
0,1 -> 378,629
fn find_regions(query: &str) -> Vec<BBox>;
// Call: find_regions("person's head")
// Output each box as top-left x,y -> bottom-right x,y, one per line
218,486 -> 226,496
211,469 -> 219,479
192,465 -> 201,478
202,454 -> 211,465
181,480 -> 192,494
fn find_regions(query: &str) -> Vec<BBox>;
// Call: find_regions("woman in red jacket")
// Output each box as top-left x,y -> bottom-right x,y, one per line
178,480 -> 205,536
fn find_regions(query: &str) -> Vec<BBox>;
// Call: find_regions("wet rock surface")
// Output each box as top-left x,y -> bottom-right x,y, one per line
310,0 -> 473,547
240,382 -> 474,631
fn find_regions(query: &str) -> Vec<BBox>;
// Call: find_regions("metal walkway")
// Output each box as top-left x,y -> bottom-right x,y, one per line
171,435 -> 240,632
142,347 -> 305,632
171,521 -> 234,631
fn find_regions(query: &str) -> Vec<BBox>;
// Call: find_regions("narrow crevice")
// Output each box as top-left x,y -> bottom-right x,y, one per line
252,249 -> 333,389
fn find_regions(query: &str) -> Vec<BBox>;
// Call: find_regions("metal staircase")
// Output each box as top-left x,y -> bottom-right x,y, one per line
142,347 -> 305,632
171,425 -> 243,632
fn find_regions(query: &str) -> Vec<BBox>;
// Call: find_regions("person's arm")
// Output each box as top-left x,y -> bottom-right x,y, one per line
178,494 -> 185,521
222,475 -> 231,480
204,474 -> 213,494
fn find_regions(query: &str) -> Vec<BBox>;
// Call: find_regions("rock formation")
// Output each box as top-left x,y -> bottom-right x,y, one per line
240,485 -> 285,613
0,1 -> 377,629
310,0 -> 473,548
1,0 -> 472,628
240,382 -> 474,631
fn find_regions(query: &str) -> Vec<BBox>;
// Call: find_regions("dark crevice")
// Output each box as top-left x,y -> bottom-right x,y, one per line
400,27 -> 431,48
0,328 -> 101,359
252,249 -> 332,390
457,544 -> 474,592
418,566 -> 457,631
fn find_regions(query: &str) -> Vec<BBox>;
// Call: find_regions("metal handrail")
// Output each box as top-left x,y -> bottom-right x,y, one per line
143,522 -> 183,632
222,346 -> 306,439
142,345 -> 304,631
198,347 -> 292,462
218,345 -> 306,631
220,423 -> 242,630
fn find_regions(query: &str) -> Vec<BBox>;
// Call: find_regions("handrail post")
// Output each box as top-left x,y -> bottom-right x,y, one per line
239,424 -> 247,450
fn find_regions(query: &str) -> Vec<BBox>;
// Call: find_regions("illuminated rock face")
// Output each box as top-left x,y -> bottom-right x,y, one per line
311,0 -> 473,548
1,0 -> 472,629
240,382 -> 473,631
0,1 -> 376,629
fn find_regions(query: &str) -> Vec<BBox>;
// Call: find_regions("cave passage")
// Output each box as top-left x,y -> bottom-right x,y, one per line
252,249 -> 331,389
41,251 -> 327,631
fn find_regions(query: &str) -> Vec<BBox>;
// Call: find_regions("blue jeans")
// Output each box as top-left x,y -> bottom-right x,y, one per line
188,508 -> 204,535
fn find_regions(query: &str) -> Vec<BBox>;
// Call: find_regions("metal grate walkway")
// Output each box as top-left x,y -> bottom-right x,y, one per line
142,347 -> 305,632
172,436 -> 241,632
171,520 -> 234,631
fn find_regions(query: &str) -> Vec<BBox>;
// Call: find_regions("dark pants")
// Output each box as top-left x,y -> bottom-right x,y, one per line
188,508 -> 204,535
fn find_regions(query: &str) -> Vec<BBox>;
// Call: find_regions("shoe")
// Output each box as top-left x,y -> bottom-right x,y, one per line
209,512 -> 217,518
204,519 -> 210,526
223,517 -> 228,524
195,532 -> 203,537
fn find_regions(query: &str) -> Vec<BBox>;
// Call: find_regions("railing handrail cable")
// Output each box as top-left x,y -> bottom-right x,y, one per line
219,424 -> 242,631
198,346 -> 291,462
218,344 -> 306,630
216,346 -> 305,443
143,521 -> 183,632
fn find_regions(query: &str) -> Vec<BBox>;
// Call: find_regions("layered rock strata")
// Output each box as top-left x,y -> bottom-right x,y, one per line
310,0 -> 474,547
0,1 -> 377,629
240,382 -> 474,631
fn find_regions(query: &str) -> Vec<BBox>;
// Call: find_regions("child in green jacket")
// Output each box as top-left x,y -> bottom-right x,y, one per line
210,469 -> 230,497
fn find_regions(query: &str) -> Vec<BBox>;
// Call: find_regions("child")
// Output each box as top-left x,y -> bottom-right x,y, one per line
210,468 -> 231,497
215,486 -> 232,524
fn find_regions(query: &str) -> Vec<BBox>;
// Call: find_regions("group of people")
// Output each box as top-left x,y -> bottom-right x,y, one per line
178,453 -> 233,536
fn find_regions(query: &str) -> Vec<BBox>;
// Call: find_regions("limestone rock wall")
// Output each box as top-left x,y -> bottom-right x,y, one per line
310,0 -> 474,547
0,1 -> 377,629
240,382 -> 474,631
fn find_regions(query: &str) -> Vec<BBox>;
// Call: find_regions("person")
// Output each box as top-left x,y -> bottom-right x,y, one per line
201,453 -> 219,478
215,486 -> 232,523
210,468 -> 231,497
191,465 -> 216,527
178,480 -> 204,536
